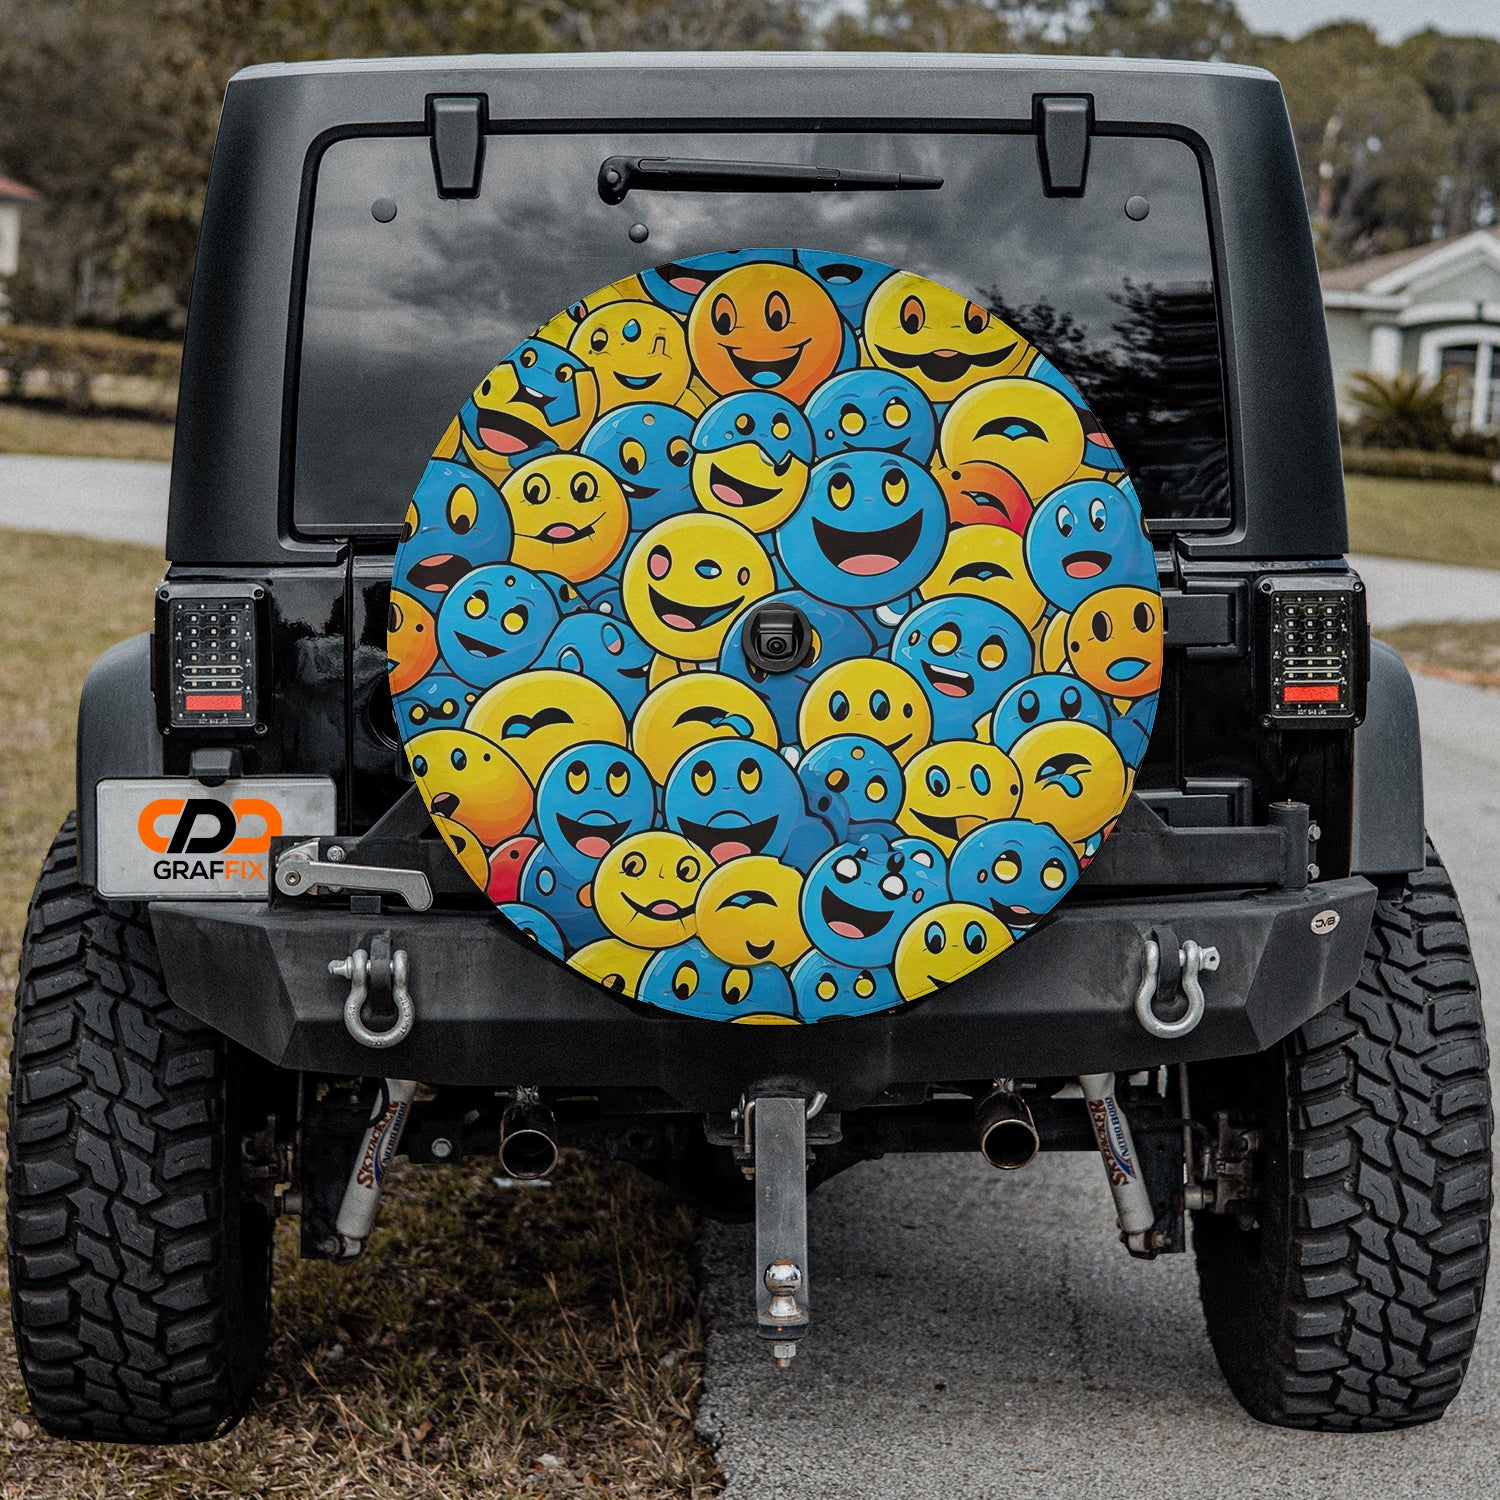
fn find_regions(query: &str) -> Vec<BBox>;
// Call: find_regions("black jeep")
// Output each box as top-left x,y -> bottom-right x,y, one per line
8,51 -> 1490,1443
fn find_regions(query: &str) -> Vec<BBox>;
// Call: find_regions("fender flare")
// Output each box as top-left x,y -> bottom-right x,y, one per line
1350,640 -> 1424,879
76,633 -> 161,886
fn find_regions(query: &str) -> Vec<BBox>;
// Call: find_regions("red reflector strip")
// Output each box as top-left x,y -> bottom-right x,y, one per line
184,693 -> 244,712
1283,683 -> 1340,704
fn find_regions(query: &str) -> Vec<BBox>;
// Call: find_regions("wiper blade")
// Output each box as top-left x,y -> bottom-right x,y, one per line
598,156 -> 942,205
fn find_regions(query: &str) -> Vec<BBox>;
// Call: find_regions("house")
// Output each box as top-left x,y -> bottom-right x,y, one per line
1322,227 -> 1500,434
0,176 -> 42,315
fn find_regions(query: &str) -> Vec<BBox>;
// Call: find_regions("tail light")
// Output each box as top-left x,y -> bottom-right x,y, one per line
155,583 -> 264,732
1254,572 -> 1368,727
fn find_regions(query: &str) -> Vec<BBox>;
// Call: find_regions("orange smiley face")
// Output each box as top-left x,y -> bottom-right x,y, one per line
387,590 -> 438,694
686,264 -> 843,404
1063,586 -> 1163,700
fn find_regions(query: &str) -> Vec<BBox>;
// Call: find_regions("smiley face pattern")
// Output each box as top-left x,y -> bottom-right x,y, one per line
392,250 -> 1162,1022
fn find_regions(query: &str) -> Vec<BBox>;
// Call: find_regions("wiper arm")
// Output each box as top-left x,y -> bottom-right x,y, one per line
598,155 -> 942,205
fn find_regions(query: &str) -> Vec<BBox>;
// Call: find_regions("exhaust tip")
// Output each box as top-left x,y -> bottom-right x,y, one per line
499,1107 -> 560,1180
977,1092 -> 1040,1170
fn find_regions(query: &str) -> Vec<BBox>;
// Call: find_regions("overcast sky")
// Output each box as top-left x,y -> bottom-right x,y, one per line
1235,0 -> 1500,42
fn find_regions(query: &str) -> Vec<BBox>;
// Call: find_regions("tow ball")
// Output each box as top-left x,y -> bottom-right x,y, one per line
736,1092 -> 825,1367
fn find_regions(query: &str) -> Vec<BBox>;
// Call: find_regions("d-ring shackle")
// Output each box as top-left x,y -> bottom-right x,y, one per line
1133,937 -> 1217,1041
330,948 -> 416,1049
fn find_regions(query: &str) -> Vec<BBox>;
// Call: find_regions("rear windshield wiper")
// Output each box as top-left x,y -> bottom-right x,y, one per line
598,155 -> 943,205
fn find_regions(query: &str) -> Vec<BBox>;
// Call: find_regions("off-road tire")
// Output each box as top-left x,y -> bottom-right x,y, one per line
7,816 -> 274,1442
1194,838 -> 1491,1430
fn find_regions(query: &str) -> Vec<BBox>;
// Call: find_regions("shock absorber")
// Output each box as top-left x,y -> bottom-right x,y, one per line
1079,1073 -> 1158,1256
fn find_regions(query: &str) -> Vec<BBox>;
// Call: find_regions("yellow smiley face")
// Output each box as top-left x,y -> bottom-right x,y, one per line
897,743 -> 1022,855
1010,720 -> 1127,845
864,273 -> 1033,404
798,659 -> 932,765
696,856 -> 811,968
691,438 -> 809,534
621,513 -> 774,661
1063,587 -> 1163,701
460,345 -> 599,484
500,454 -> 629,584
407,728 -> 533,847
387,590 -> 438,694
594,831 -> 709,949
466,670 -> 627,785
918,524 -> 1047,629
893,902 -> 1014,998
938,378 -> 1085,499
571,936 -> 654,996
569,300 -> 694,413
629,672 -> 779,785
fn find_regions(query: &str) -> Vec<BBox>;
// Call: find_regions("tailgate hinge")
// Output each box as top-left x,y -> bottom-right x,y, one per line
1034,95 -> 1093,197
428,94 -> 488,199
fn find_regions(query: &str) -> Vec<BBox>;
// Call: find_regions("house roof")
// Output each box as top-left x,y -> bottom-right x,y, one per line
0,176 -> 41,204
1321,228 -> 1500,294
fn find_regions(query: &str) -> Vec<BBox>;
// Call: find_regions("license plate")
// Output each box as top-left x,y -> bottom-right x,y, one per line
95,777 -> 337,899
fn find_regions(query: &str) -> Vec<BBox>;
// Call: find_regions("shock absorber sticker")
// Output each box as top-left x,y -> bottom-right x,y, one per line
389,251 -> 1163,1021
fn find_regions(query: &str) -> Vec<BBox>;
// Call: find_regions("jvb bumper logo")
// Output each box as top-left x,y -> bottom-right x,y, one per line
137,797 -> 282,883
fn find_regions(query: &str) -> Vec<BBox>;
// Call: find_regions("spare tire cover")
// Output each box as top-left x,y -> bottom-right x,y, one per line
390,250 -> 1161,1022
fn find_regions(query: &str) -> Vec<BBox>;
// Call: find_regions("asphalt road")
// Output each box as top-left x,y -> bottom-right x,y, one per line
697,671 -> 1500,1496
0,454 -> 169,548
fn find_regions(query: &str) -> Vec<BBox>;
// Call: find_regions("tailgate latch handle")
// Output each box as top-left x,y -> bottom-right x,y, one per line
275,838 -> 433,912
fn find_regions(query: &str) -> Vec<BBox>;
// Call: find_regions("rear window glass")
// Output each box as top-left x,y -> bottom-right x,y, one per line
295,130 -> 1228,532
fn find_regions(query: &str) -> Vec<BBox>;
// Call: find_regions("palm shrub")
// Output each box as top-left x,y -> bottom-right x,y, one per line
1347,369 -> 1461,452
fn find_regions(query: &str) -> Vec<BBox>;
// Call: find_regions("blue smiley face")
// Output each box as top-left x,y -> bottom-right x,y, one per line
663,739 -> 806,866
518,844 -> 607,950
1109,693 -> 1159,769
1024,479 -> 1156,614
778,451 -> 947,608
579,402 -> 696,532
789,951 -> 903,1020
497,902 -> 567,960
794,249 -> 895,325
437,564 -> 561,688
1028,355 -> 1121,472
393,673 -> 479,739
536,743 -> 656,881
800,833 -> 948,969
540,611 -> 653,717
796,735 -> 904,833
804,369 -> 937,463
637,938 -> 797,1021
990,673 -> 1113,752
890,596 -> 1035,741
948,819 -> 1079,935
719,590 -> 874,744
399,461 -> 511,601
640,248 -> 795,317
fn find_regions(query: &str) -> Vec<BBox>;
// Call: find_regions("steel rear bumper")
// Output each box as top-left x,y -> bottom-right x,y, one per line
150,877 -> 1377,1111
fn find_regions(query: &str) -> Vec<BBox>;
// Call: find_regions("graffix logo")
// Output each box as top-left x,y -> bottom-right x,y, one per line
137,797 -> 282,881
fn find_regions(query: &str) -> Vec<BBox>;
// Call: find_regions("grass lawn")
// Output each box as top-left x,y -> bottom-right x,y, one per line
1378,619 -> 1500,689
0,403 -> 173,463
0,531 -> 716,1499
1345,473 -> 1500,571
